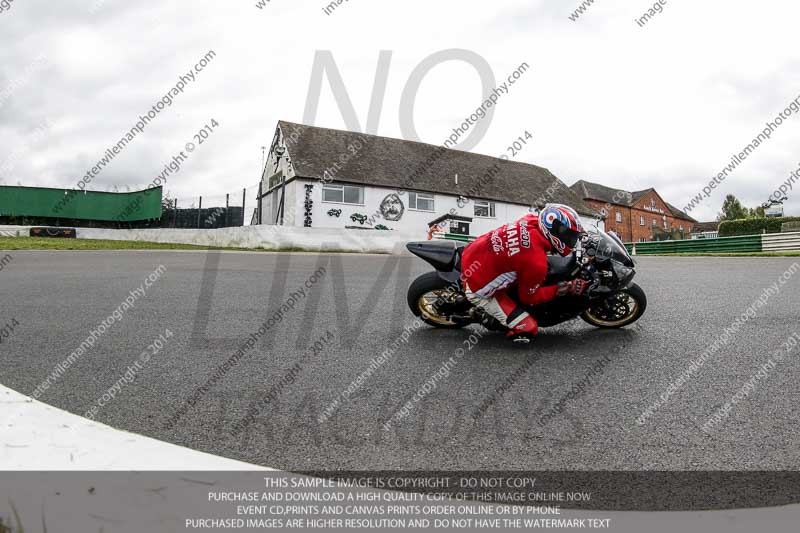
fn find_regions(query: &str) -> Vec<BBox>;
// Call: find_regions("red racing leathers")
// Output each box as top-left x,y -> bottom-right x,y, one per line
460,214 -> 559,336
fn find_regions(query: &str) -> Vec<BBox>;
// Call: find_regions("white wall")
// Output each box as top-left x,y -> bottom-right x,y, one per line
79,225 -> 417,254
284,179 -> 601,238
0,224 -> 424,254
261,180 -> 299,226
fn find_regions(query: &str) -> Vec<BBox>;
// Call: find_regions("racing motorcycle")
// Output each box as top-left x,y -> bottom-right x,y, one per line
406,226 -> 646,331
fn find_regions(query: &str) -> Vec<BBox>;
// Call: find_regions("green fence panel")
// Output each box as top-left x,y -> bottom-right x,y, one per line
444,233 -> 764,255
625,235 -> 762,255
0,185 -> 163,222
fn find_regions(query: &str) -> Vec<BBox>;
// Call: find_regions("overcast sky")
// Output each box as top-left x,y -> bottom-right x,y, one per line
1,0 -> 799,222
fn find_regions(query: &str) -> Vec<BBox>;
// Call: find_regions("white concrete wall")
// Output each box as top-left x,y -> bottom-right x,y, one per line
0,225 -> 30,237
0,224 -> 419,254
77,225 -> 419,254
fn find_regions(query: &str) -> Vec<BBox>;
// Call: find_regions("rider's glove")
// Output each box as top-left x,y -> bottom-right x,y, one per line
557,278 -> 589,297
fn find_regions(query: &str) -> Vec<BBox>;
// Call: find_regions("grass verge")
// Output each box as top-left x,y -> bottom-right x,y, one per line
0,237 -> 379,253
0,237 -> 298,252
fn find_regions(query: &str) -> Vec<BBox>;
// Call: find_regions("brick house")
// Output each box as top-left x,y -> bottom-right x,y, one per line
570,180 -> 697,242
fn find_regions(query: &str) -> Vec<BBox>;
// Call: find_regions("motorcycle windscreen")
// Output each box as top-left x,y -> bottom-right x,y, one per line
590,227 -> 635,267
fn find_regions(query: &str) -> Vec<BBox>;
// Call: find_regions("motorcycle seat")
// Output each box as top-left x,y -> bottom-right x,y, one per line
406,240 -> 460,271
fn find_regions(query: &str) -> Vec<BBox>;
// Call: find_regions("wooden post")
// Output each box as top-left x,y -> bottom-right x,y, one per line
279,179 -> 286,225
197,196 -> 203,228
257,181 -> 263,225
225,193 -> 230,227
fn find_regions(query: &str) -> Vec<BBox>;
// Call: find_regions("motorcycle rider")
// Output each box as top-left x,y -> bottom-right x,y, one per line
460,204 -> 589,344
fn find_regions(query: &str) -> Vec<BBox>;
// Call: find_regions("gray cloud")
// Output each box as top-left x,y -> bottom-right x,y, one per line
1,0 -> 799,222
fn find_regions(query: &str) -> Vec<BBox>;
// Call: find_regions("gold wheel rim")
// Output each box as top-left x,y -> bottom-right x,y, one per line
584,293 -> 639,327
417,290 -> 459,326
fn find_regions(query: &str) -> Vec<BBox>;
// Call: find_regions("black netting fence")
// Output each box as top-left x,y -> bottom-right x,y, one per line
165,184 -> 259,229
160,206 -> 244,229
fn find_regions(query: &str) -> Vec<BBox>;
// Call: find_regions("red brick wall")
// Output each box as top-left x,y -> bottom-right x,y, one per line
583,199 -> 632,240
582,197 -> 693,242
632,191 -> 693,241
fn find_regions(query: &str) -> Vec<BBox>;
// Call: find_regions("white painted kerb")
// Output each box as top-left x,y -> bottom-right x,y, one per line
0,385 -> 268,470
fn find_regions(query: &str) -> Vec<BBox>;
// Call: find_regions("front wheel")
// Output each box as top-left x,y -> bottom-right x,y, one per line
580,283 -> 647,329
407,272 -> 469,329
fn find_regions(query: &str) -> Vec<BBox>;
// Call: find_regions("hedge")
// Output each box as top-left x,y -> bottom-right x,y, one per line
718,217 -> 800,237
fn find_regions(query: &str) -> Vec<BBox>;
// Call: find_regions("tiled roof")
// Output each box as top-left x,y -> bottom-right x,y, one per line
570,179 -> 696,222
278,121 -> 599,217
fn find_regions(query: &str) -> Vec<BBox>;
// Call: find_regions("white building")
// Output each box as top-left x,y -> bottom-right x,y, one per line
255,121 -> 601,237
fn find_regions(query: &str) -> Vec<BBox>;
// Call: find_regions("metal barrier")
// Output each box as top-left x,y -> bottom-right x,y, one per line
762,231 -> 800,252
626,235 -> 762,255
437,231 -> 800,255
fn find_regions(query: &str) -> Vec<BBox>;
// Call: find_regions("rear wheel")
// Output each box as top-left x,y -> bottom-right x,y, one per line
407,272 -> 469,329
580,283 -> 647,328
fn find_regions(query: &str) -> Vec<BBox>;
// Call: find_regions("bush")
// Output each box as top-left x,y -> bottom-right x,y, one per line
718,217 -> 800,237
783,221 -> 800,232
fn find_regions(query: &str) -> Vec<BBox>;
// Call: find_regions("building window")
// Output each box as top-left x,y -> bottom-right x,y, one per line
322,184 -> 364,205
409,192 -> 435,211
640,216 -> 645,226
474,200 -> 496,218
638,237 -> 647,242
615,212 -> 622,223
663,220 -> 668,230
679,224 -> 684,231
651,219 -> 657,227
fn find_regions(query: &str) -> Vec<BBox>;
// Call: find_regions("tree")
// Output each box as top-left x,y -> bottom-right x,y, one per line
161,193 -> 176,213
717,194 -> 748,221
748,205 -> 765,218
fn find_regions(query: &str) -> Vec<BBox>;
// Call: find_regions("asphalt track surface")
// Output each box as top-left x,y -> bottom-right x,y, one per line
1,250 -> 799,471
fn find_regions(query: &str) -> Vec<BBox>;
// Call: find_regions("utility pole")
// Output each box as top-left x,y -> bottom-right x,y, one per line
257,181 -> 263,225
261,146 -> 266,174
258,146 -> 266,226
